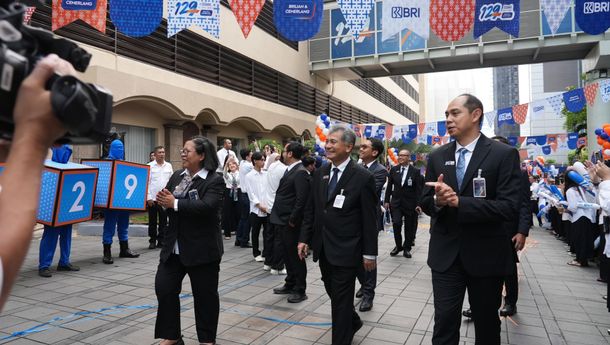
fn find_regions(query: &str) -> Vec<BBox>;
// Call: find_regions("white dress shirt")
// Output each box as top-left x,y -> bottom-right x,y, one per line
566,187 -> 596,224
598,181 -> 610,257
216,149 -> 236,173
246,169 -> 268,217
173,168 -> 209,254
399,164 -> 410,186
239,160 -> 253,194
265,160 -> 287,212
147,160 -> 173,201
454,134 -> 481,171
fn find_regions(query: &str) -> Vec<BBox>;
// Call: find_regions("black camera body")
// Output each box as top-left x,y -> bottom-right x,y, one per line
0,1 -> 112,144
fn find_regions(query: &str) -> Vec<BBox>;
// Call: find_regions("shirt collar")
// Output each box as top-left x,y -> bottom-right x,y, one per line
332,157 -> 351,172
181,168 -> 209,180
456,134 -> 481,153
287,161 -> 301,172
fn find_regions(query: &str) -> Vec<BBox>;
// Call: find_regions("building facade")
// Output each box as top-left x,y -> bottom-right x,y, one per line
493,66 -> 520,138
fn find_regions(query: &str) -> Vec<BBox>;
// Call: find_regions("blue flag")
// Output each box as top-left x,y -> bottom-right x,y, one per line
567,132 -> 578,149
496,107 -> 515,127
274,0 -> 324,41
110,0 -> 163,37
507,136 -> 518,147
562,88 -> 586,113
473,0 -> 520,38
408,124 -> 418,139
575,0 -> 610,35
437,121 -> 447,137
542,145 -> 552,155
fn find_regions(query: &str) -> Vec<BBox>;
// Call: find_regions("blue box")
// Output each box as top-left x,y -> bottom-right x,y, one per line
0,161 -> 99,226
81,159 -> 150,211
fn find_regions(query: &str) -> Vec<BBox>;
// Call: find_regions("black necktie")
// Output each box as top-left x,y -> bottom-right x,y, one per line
283,168 -> 289,178
327,167 -> 340,201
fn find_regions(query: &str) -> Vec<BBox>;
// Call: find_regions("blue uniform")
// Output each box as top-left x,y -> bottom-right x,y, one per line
103,139 -> 131,245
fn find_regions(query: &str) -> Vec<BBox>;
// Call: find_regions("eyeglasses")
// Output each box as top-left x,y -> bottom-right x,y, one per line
179,148 -> 194,155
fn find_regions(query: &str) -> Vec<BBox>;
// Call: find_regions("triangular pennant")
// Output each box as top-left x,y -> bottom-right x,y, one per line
274,0 -> 324,41
575,0 -> 610,35
430,0 -> 474,41
437,121 -> 447,137
23,7 -> 36,24
337,0 -> 375,38
601,79 -> 610,103
473,0 -> 520,38
167,0 -> 220,38
418,123 -> 426,135
484,110 -> 497,128
52,0 -> 107,33
110,0 -> 163,37
229,0 -> 265,38
547,134 -> 558,144
385,125 -> 394,139
424,122 -> 438,136
540,0 -> 571,35
517,136 -> 526,145
382,0 -> 430,41
562,88 -> 586,113
546,94 -> 564,116
584,82 -> 600,106
512,103 -> 528,125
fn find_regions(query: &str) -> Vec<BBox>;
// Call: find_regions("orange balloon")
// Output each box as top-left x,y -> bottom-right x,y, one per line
316,127 -> 322,135
319,134 -> 326,142
604,126 -> 610,136
604,141 -> 610,149
598,137 -> 605,145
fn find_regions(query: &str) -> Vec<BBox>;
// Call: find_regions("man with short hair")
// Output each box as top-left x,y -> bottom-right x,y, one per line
245,152 -> 269,263
147,146 -> 173,249
264,153 -> 287,274
301,156 -> 316,175
355,137 -> 387,312
299,126 -> 378,344
385,149 -> 423,258
237,148 -> 253,247
271,142 -> 311,303
421,94 -> 521,345
216,139 -> 236,174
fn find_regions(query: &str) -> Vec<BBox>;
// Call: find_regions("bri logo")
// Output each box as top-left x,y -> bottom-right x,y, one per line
391,7 -> 421,18
498,112 -> 513,121
533,105 -> 545,112
583,2 -> 610,14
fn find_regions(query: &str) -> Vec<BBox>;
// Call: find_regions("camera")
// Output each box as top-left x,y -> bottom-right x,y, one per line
0,1 -> 112,144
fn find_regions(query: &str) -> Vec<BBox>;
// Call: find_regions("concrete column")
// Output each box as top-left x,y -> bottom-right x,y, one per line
201,126 -> 220,145
585,69 -> 610,156
164,123 -> 184,169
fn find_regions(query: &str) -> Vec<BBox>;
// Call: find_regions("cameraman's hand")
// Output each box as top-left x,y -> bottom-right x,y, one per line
13,54 -> 74,148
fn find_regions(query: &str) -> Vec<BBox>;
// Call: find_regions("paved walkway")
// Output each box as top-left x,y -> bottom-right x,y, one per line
1,218 -> 609,345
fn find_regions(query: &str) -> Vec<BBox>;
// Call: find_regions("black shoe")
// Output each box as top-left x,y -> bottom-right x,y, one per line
119,241 -> 140,258
273,286 -> 294,295
103,244 -> 113,264
355,288 -> 363,298
235,240 -> 241,246
287,293 -> 308,303
241,243 -> 253,248
500,304 -> 516,317
148,242 -> 156,249
403,250 -> 412,258
156,242 -> 164,248
57,264 -> 80,272
38,268 -> 52,278
352,318 -> 363,336
164,335 -> 185,345
359,298 -> 373,312
390,246 -> 403,256
462,309 -> 472,318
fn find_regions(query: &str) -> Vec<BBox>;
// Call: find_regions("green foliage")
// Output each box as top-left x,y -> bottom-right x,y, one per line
567,148 -> 589,165
546,159 -> 556,164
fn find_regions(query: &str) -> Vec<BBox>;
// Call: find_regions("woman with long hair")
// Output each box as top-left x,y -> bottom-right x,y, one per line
222,158 -> 240,240
566,168 -> 597,267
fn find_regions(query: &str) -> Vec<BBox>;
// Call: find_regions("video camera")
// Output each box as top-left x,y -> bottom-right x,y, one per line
0,0 -> 112,144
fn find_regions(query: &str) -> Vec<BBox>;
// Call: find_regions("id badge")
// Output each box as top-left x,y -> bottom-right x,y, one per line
473,169 -> 486,198
407,177 -> 412,187
188,189 -> 200,200
333,190 -> 345,209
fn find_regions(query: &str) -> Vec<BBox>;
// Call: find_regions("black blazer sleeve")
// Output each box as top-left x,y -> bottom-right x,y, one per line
415,170 -> 423,207
361,173 -> 379,256
518,171 -> 532,236
421,154 -> 445,218
384,167 -> 394,204
299,173 -> 316,245
372,165 -> 387,199
289,170 -> 311,226
175,174 -> 225,217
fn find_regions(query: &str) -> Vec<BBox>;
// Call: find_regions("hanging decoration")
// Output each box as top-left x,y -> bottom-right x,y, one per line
52,0 -> 107,33
430,0 -> 474,41
562,88 -> 586,113
437,121 -> 447,137
473,0 -> 520,38
513,103 -> 528,124
601,79 -> 610,103
575,0 -> 610,35
110,0 -> 163,37
167,0 -> 221,38
546,94 -> 564,116
584,82 -> 599,106
381,0 -> 430,41
314,114 -> 331,155
336,0 -> 375,38
274,0 -> 324,41
23,7 -> 36,24
540,0 -> 571,35
229,0 -> 265,38
497,107 -> 515,127
595,125 -> 610,155
483,110 -> 497,128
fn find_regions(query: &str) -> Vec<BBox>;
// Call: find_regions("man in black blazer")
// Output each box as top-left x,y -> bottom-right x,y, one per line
355,137 -> 387,312
270,141 -> 311,303
384,149 -> 423,258
421,94 -> 521,345
299,125 -> 378,345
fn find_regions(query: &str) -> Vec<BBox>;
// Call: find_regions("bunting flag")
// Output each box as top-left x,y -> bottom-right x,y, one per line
274,0 -> 324,41
418,122 -> 426,135
424,121 -> 438,136
540,0 -> 571,35
584,83 -> 599,106
575,0 -> 610,35
353,124 -> 363,137
567,133 -> 578,149
546,94 -> 564,116
23,7 -> 36,24
496,107 -> 515,127
382,0 -> 430,41
437,121 -> 447,136
526,136 -> 539,146
473,0 -> 520,38
167,0 -> 220,38
518,136 -> 526,145
408,124 -> 418,139
110,0 -> 163,37
337,0 -> 375,38
512,103 -> 528,124
535,135 -> 548,145
562,88 -> 586,113
416,133 -> 428,144
52,0 -> 107,33
431,136 -> 443,145
430,0 -> 474,41
530,99 -> 547,118
542,145 -> 552,155
229,0 -> 265,38
547,134 -> 558,144
507,136 -> 518,146
601,79 -> 610,103
484,110 -> 497,128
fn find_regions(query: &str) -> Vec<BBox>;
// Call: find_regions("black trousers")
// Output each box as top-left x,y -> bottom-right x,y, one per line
148,204 -> 167,244
236,192 -> 250,245
503,250 -> 519,306
432,259 -> 503,345
269,223 -> 285,270
356,265 -> 376,300
222,188 -> 240,237
279,224 -> 307,293
319,250 -> 361,345
391,207 -> 416,250
249,213 -> 269,258
155,255 -> 220,343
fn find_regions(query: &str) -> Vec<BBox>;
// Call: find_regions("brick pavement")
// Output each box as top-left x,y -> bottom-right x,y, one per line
1,217 -> 609,345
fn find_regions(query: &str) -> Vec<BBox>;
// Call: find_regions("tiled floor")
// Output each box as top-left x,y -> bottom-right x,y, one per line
1,217 -> 609,344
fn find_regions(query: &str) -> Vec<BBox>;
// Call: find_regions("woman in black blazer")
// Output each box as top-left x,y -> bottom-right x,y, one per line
154,136 -> 224,345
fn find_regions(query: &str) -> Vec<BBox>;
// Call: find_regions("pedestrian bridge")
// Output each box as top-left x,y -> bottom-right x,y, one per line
309,2 -> 610,80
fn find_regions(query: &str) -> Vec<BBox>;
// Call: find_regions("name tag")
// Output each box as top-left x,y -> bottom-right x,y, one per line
333,194 -> 345,209
445,161 -> 455,166
473,169 -> 486,198
188,189 -> 199,200
407,177 -> 412,187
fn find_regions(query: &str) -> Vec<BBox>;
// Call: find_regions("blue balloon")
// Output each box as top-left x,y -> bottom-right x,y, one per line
595,128 -> 603,136
602,133 -> 610,140
320,114 -> 328,121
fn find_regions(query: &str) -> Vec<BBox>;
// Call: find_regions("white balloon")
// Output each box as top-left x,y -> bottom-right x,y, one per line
605,149 -> 610,156
318,123 -> 326,130
316,119 -> 323,126
322,128 -> 329,136
572,162 -> 588,176
315,138 -> 321,145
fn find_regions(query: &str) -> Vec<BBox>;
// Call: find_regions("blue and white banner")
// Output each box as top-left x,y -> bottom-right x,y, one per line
110,0 -> 163,37
408,124 -> 418,139
575,0 -> 610,35
61,0 -> 97,10
567,133 -> 579,149
540,0 -> 571,35
508,136 -> 518,146
423,121 -> 437,136
542,145 -> 552,155
381,0 -> 430,41
167,0 -> 220,38
562,88 -> 586,113
530,99 -> 547,118
274,0 -> 323,41
337,0 -> 375,38
473,0 -> 520,38
496,107 -> 515,127
546,94 -> 564,116
601,79 -> 610,103
437,121 -> 447,137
